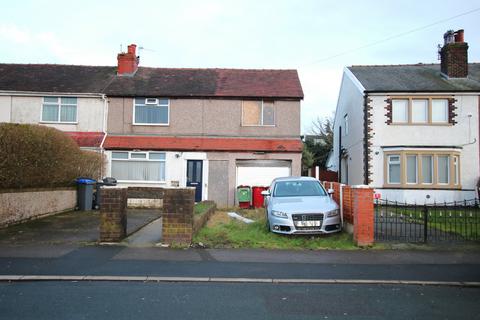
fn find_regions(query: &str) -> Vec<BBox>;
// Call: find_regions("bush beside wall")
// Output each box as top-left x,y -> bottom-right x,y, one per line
0,123 -> 103,189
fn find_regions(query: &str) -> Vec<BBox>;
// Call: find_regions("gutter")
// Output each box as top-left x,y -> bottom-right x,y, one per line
0,90 -> 104,98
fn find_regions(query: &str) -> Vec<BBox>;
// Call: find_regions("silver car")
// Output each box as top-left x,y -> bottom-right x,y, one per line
262,177 -> 341,235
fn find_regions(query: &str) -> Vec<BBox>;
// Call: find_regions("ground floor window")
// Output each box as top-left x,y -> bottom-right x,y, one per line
383,150 -> 460,188
111,151 -> 166,182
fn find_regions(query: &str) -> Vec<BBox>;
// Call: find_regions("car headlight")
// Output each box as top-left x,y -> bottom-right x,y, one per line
326,209 -> 339,217
271,210 -> 288,219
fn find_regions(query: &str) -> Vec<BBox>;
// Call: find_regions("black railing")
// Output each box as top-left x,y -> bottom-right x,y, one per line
374,199 -> 480,243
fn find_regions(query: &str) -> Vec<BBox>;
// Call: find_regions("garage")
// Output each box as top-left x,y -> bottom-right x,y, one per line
236,160 -> 292,187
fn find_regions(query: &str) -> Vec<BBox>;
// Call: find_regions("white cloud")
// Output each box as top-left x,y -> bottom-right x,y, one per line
0,24 -> 31,44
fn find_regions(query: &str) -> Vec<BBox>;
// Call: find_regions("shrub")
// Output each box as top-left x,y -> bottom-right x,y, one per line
0,123 -> 103,189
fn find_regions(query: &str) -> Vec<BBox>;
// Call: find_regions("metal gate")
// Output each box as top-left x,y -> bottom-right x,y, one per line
374,199 -> 480,242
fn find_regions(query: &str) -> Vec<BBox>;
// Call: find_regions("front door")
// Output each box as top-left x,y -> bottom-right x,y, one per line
187,160 -> 203,202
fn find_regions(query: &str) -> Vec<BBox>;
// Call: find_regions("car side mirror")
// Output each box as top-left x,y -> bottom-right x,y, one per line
327,188 -> 334,195
261,190 -> 270,196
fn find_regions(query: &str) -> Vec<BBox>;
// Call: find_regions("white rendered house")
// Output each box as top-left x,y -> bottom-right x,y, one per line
332,29 -> 479,203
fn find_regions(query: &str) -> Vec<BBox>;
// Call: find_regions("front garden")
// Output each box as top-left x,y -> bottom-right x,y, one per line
193,207 -> 356,250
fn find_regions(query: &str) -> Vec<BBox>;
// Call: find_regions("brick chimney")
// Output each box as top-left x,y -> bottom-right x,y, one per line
117,44 -> 139,76
440,29 -> 468,78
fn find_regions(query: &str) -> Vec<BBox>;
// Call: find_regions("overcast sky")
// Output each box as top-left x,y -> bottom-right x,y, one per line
1,0 -> 479,133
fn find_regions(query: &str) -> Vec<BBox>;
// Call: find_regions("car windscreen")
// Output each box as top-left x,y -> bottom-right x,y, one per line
273,181 -> 327,197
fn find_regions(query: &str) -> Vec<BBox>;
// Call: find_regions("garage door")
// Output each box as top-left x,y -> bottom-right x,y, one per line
236,160 -> 291,187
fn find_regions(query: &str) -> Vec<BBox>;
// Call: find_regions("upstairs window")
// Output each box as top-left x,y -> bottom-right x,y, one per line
42,97 -> 77,123
392,99 -> 408,123
432,99 -> 449,123
242,101 -> 275,126
134,98 -> 169,125
390,97 -> 450,125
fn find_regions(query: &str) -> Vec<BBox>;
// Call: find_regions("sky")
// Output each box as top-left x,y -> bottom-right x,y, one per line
1,0 -> 479,133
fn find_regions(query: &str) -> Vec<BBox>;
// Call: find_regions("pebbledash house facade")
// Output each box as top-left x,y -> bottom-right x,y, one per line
0,44 -> 303,206
331,30 -> 480,203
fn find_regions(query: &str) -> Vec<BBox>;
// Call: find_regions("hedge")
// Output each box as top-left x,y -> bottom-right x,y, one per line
0,123 -> 103,189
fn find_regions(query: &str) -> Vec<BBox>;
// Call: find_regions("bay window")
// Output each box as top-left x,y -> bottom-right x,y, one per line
384,151 -> 460,188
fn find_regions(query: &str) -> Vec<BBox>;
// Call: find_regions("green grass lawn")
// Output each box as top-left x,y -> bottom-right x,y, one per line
193,208 -> 356,250
194,201 -> 215,216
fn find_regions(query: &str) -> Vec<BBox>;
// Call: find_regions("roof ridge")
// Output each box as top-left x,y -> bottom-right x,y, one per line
138,66 -> 298,71
350,63 -> 439,67
0,62 -> 116,68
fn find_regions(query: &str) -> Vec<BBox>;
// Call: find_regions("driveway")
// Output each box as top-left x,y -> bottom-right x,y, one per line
0,209 -> 161,246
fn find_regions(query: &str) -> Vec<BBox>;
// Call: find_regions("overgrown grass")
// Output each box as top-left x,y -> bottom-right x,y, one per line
193,208 -> 356,250
194,201 -> 215,216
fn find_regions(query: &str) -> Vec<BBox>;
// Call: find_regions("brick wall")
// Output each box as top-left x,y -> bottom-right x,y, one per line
99,187 -> 128,242
352,186 -> 374,246
162,188 -> 195,245
323,181 -> 374,246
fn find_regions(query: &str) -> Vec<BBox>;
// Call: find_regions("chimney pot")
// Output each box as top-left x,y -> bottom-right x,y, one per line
127,44 -> 137,54
454,29 -> 464,43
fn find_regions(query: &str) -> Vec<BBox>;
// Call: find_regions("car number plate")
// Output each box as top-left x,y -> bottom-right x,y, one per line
295,221 -> 321,227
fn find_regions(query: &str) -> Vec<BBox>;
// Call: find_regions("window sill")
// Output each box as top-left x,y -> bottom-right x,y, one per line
389,123 -> 451,126
40,121 -> 78,125
117,180 -> 167,184
241,124 -> 276,127
132,123 -> 169,126
383,184 -> 462,190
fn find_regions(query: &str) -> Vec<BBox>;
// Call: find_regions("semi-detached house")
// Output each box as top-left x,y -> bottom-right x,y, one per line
331,30 -> 479,203
0,45 -> 303,207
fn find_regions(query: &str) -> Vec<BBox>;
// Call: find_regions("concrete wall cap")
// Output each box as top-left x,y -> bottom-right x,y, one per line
351,185 -> 372,189
100,186 -> 129,189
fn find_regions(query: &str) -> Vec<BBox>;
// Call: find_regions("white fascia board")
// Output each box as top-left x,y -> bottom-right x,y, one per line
368,91 -> 480,96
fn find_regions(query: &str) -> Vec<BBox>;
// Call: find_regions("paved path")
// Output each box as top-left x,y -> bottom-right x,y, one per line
124,218 -> 162,246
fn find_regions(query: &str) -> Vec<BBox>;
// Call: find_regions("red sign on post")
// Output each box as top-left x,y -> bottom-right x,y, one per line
374,193 -> 381,199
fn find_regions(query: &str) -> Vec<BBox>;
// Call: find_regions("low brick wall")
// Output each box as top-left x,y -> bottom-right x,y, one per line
193,201 -> 217,235
162,188 -> 195,245
0,187 -> 76,227
99,187 -> 128,242
323,181 -> 374,246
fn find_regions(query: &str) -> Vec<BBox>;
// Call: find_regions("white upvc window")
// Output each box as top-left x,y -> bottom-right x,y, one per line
437,155 -> 450,184
421,155 -> 433,184
387,154 -> 401,184
406,155 -> 418,184
453,155 -> 459,185
431,99 -> 449,123
111,151 -> 166,182
392,99 -> 408,123
242,100 -> 275,126
41,97 -> 77,123
411,99 -> 428,123
133,98 -> 169,125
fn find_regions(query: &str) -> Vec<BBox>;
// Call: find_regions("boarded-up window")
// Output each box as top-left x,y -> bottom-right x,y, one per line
242,101 -> 275,126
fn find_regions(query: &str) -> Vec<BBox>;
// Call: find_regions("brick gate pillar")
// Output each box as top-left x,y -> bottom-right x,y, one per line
99,187 -> 128,242
352,185 -> 374,247
162,188 -> 195,245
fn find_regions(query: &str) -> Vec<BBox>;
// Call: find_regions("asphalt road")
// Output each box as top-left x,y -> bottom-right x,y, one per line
0,281 -> 479,320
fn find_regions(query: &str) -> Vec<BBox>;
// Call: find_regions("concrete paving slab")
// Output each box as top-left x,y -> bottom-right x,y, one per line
124,218 -> 162,246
